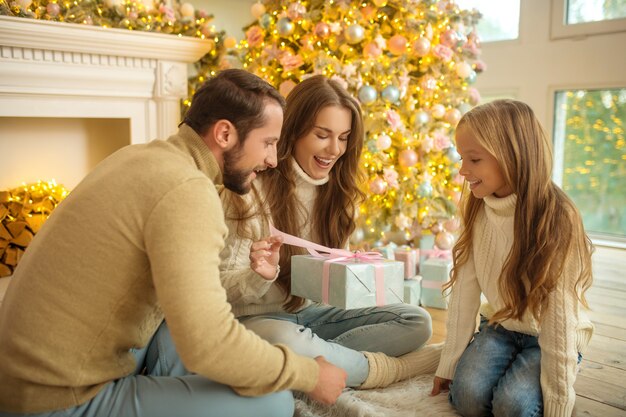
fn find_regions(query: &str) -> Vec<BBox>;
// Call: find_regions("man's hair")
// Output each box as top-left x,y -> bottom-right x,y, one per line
182,69 -> 286,143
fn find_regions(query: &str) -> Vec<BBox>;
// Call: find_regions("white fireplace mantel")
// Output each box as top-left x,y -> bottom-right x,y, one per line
0,15 -> 211,143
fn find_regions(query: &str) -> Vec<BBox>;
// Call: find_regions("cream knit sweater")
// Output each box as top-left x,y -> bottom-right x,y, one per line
436,193 -> 593,417
0,126 -> 318,413
219,159 -> 328,317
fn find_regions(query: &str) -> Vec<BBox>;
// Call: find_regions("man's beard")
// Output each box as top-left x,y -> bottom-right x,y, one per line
223,144 -> 254,195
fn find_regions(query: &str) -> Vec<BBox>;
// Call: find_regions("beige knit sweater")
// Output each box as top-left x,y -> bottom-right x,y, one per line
0,126 -> 318,413
436,193 -> 593,417
219,159 -> 327,317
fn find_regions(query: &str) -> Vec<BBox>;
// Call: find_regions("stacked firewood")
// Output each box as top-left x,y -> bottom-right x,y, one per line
0,181 -> 68,277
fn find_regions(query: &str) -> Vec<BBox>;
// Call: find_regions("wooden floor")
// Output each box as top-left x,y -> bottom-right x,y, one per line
424,245 -> 626,417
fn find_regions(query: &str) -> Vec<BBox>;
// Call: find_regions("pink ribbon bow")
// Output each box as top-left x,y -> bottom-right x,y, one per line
270,225 -> 387,305
421,247 -> 452,260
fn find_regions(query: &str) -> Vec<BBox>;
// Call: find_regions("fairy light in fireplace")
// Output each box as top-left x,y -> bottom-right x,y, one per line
0,180 -> 69,277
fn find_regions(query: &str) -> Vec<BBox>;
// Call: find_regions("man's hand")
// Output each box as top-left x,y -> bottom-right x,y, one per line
307,356 -> 347,405
249,235 -> 283,280
431,376 -> 451,396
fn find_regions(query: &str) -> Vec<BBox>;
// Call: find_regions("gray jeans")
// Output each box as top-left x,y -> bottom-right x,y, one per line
241,302 -> 432,386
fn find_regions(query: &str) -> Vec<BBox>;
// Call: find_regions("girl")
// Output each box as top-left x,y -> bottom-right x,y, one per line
431,99 -> 594,417
220,75 -> 441,390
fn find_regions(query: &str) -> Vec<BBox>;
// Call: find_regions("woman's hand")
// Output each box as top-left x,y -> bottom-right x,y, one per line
431,376 -> 451,396
249,235 -> 283,280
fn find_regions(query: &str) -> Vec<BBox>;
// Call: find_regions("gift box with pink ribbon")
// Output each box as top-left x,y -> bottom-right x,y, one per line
419,258 -> 452,309
291,255 -> 404,310
394,246 -> 419,279
372,242 -> 397,260
268,225 -> 404,310
403,276 -> 422,306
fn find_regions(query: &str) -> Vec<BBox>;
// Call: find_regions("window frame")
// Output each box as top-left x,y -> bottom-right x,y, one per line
550,0 -> 626,40
548,82 -> 626,247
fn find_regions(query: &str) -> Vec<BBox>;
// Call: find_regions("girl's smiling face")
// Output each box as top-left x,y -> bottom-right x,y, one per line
456,125 -> 513,198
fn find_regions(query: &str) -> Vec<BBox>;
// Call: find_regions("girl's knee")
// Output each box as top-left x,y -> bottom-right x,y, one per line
449,377 -> 494,417
492,384 -> 542,417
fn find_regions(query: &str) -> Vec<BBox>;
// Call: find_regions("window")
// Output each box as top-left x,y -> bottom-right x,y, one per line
551,0 -> 626,39
553,88 -> 626,241
456,0 -> 520,42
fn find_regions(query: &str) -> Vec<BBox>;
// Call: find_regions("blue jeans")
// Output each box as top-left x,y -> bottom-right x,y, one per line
0,322 -> 293,417
241,303 -> 432,387
449,317 -> 582,417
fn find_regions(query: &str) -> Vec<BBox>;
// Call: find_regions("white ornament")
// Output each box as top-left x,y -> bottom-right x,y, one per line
251,2 -> 266,19
180,2 -> 195,18
15,0 -> 32,8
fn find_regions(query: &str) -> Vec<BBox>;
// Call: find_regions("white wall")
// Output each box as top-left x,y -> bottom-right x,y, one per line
474,0 -> 626,136
190,0 -> 257,39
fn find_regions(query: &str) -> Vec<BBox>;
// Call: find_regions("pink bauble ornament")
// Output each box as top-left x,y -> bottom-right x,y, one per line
180,2 -> 194,17
224,37 -> 237,49
439,29 -> 458,48
430,223 -> 443,234
376,134 -> 392,151
445,108 -> 462,125
363,42 -> 382,58
398,149 -> 418,167
412,37 -> 431,56
369,177 -> 388,195
388,35 -> 408,56
251,2 -> 265,19
314,22 -> 330,39
287,2 -> 306,20
46,2 -> 60,15
444,217 -> 460,232
431,104 -> 446,119
468,87 -> 481,105
456,61 -> 473,78
435,231 -> 455,250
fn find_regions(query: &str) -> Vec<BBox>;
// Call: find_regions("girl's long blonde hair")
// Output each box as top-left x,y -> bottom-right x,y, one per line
447,99 -> 593,322
222,75 -> 365,312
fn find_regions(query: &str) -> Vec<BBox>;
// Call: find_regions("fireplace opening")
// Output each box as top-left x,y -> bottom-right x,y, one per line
1,117 -> 130,190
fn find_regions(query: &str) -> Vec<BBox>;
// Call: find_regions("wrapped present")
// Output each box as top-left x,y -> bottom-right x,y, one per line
269,224 -> 404,310
420,258 -> 452,309
394,246 -> 418,278
291,255 -> 404,310
372,242 -> 397,260
418,234 -> 436,269
403,276 -> 422,306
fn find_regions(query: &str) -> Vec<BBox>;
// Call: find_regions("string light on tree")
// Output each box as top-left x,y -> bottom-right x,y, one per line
236,0 -> 483,244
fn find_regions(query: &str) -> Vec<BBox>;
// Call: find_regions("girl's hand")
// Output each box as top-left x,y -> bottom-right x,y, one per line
249,235 -> 283,280
431,376 -> 451,396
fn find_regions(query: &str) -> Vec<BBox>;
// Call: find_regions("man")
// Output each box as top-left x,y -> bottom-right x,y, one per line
0,69 -> 346,417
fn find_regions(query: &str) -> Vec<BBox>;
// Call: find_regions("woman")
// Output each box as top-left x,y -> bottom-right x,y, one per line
220,75 -> 440,389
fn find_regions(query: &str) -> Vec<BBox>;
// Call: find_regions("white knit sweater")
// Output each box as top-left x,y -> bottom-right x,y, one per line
436,193 -> 593,417
219,159 -> 328,317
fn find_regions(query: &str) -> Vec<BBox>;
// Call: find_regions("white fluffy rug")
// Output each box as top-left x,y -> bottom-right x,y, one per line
294,374 -> 459,417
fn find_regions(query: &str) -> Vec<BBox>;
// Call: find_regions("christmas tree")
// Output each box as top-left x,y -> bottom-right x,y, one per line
235,0 -> 483,247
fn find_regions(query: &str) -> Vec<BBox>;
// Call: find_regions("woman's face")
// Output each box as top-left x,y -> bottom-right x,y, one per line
293,105 -> 351,180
